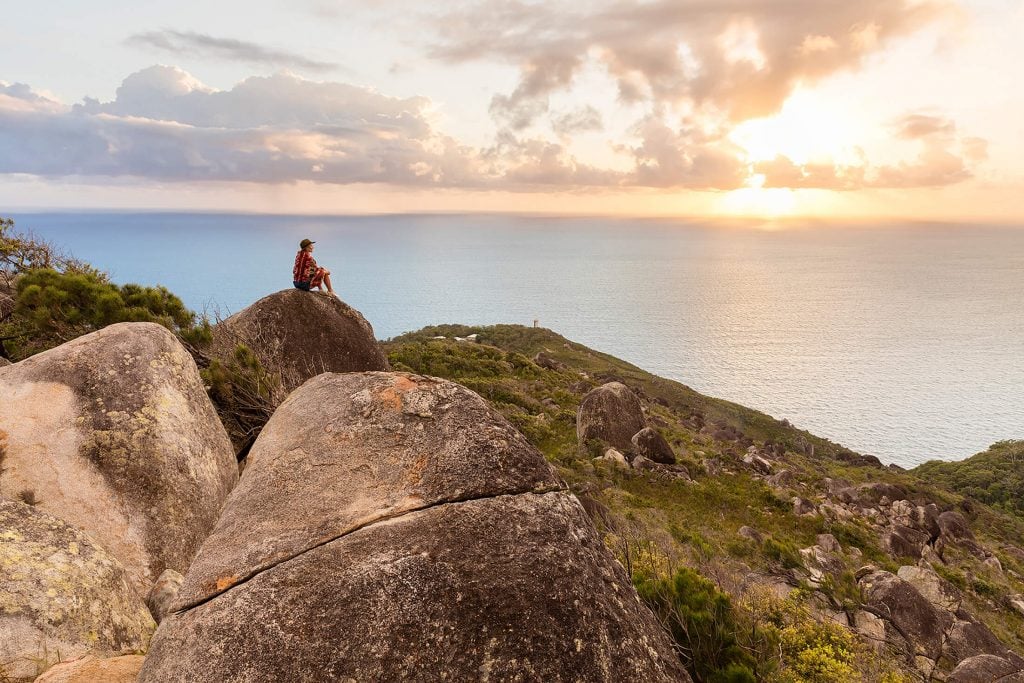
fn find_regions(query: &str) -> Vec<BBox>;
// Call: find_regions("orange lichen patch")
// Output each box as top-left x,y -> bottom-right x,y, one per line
376,375 -> 420,412
404,453 -> 429,486
214,575 -> 240,591
393,375 -> 418,392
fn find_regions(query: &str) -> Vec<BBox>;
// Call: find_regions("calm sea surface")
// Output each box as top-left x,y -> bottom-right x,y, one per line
11,212 -> 1024,468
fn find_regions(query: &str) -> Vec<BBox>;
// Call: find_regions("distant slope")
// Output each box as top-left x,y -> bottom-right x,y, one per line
913,440 -> 1024,517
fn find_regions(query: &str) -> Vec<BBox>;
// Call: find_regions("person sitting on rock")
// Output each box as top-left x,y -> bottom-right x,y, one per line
292,238 -> 337,296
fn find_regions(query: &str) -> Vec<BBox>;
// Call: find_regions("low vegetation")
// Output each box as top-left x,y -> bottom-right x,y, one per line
913,440 -> 1024,518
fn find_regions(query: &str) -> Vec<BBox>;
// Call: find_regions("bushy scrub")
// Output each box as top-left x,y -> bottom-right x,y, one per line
740,590 -> 858,683
634,567 -> 757,683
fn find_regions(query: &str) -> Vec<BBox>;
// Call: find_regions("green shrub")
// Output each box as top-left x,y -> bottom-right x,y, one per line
764,537 -> 803,569
6,268 -> 207,359
635,567 -> 757,683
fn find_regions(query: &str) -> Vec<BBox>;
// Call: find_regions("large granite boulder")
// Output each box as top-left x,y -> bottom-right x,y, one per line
140,373 -> 689,683
210,289 -> 388,400
0,501 -> 154,683
858,569 -> 952,662
577,381 -> 646,452
0,323 -> 238,594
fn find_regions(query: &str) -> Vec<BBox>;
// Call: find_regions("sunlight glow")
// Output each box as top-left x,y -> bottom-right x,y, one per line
730,88 -> 865,165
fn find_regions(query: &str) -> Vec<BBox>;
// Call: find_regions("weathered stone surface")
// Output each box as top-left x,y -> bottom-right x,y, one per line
816,533 -> 841,554
792,497 -> 816,516
146,569 -> 183,625
35,655 -> 146,683
174,372 -> 564,606
631,427 -> 676,464
742,452 -> 772,474
0,356 -> 10,367
0,501 -> 154,683
211,289 -> 388,399
943,616 -> 1018,664
897,565 -> 961,613
140,372 -> 689,683
767,469 -> 794,489
948,655 -> 1024,683
883,524 -> 930,559
738,526 -> 764,544
938,510 -> 975,542
859,569 -> 952,661
597,447 -> 629,469
576,381 -> 645,452
0,323 -> 238,594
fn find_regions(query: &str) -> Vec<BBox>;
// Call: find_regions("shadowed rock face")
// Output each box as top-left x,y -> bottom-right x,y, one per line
141,372 -> 689,683
577,381 -> 646,452
0,501 -> 154,683
211,289 -> 388,400
0,323 -> 238,594
632,427 -> 676,464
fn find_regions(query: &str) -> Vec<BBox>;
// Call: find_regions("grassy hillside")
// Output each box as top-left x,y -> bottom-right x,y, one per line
385,324 -> 1024,682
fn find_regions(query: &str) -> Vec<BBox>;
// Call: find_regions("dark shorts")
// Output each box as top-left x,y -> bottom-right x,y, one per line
293,280 -> 311,291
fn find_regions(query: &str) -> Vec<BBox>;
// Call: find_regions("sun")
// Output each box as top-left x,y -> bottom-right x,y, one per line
729,87 -> 865,166
717,178 -> 799,218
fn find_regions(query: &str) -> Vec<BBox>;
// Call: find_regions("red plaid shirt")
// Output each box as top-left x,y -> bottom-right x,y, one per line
293,250 -> 316,283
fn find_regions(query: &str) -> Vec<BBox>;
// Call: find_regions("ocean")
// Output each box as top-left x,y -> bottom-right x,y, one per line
9,211 -> 1024,468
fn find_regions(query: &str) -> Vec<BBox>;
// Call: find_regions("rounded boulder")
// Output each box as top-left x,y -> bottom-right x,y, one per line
140,372 -> 689,683
0,322 -> 238,595
210,289 -> 388,399
577,381 -> 646,452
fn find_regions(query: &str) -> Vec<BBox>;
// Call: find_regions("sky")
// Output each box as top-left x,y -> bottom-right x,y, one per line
1,0 -> 1022,220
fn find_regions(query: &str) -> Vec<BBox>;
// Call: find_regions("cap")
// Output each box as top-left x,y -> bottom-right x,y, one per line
299,238 -> 316,249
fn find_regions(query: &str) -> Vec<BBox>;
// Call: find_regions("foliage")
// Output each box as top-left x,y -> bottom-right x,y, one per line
0,217 -> 209,360
201,343 -> 280,452
635,567 -> 757,683
913,441 -> 1024,517
741,590 -> 858,683
4,268 -> 208,359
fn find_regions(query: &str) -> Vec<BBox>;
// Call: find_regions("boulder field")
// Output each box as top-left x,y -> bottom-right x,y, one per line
0,322 -> 238,596
140,372 -> 690,682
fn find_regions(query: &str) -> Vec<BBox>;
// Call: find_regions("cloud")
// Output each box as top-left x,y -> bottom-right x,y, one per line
428,0 -> 955,127
755,113 -> 984,190
0,67 -> 986,193
126,30 -> 337,73
0,68 -> 475,186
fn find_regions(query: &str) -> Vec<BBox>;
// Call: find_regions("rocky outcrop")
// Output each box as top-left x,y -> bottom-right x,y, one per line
858,566 -> 1023,677
632,427 -> 676,464
859,569 -> 952,664
0,501 -> 154,683
141,373 -> 689,683
948,654 -> 1024,683
576,381 -> 645,452
34,656 -> 146,683
210,289 -> 388,400
0,322 -> 238,594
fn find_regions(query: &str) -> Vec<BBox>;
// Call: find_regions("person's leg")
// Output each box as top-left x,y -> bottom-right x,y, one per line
323,271 -> 336,295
